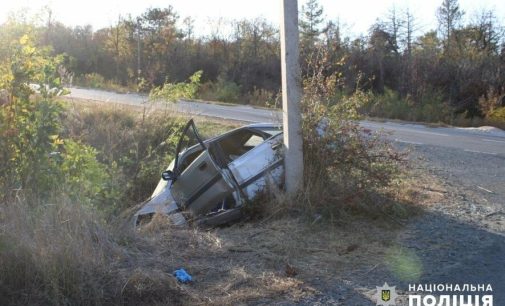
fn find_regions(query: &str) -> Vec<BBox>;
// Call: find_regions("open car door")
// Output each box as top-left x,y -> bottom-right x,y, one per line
170,120 -> 235,218
201,126 -> 284,202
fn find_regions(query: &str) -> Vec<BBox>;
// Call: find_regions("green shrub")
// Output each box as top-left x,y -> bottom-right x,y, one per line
488,107 -> 505,122
0,98 -> 64,200
77,73 -> 106,88
486,107 -> 505,129
149,70 -> 202,102
59,140 -> 109,207
0,33 -> 109,206
213,77 -> 241,103
366,87 -> 452,123
198,76 -> 241,103
416,88 -> 452,123
75,73 -> 135,93
367,88 -> 412,120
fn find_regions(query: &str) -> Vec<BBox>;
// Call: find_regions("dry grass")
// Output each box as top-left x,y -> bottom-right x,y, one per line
138,215 -> 388,305
60,97 -> 241,135
0,168 -> 439,305
0,198 -> 188,305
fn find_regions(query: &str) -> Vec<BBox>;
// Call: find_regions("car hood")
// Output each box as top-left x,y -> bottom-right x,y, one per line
133,180 -> 187,226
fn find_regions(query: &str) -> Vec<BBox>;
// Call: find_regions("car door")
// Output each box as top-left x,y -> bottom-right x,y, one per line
170,120 -> 235,217
227,132 -> 284,200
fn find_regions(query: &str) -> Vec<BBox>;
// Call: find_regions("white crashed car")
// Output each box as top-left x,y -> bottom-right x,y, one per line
134,119 -> 284,227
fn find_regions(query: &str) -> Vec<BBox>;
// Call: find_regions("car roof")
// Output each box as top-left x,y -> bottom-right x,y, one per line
245,122 -> 282,130
178,121 -> 282,156
195,122 -> 280,145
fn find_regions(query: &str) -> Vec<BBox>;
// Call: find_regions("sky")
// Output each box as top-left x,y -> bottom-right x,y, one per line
1,0 -> 504,37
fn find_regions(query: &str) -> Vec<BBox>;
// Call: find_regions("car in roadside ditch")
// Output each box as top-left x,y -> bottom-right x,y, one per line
133,119 -> 284,227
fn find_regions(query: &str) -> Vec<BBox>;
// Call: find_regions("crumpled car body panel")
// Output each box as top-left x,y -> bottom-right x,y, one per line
134,120 -> 283,227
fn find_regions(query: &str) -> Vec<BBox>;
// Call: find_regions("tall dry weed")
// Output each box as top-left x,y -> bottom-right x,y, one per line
0,198 -> 186,305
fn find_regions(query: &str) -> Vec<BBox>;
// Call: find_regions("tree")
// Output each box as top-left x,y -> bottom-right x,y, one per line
412,31 -> 443,96
368,23 -> 398,92
182,17 -> 195,41
9,3 -> 503,122
136,7 -> 180,85
299,0 -> 325,75
470,10 -> 503,54
401,9 -> 417,56
398,8 -> 419,95
323,20 -> 341,49
384,7 -> 403,55
106,15 -> 132,82
437,0 -> 464,52
230,18 -> 279,92
300,0 -> 324,45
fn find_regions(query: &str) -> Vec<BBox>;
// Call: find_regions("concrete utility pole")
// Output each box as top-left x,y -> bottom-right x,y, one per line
280,0 -> 303,194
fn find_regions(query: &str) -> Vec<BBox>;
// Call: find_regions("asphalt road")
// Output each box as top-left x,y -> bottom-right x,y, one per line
68,87 -> 505,157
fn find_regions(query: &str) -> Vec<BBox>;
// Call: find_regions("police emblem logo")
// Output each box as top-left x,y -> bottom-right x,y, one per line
382,290 -> 390,301
374,283 -> 398,306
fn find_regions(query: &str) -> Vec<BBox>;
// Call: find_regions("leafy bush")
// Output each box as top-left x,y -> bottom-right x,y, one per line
59,140 -> 109,206
213,77 -> 241,103
245,87 -> 279,107
489,107 -> 505,121
149,70 -> 202,102
77,73 -> 106,88
416,88 -> 452,123
198,76 -> 242,103
75,73 -> 135,93
366,88 -> 411,120
0,33 -> 108,206
487,107 -> 505,129
292,49 -> 407,219
366,87 -> 452,123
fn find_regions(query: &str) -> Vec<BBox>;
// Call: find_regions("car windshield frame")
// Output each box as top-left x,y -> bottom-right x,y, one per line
173,119 -> 206,176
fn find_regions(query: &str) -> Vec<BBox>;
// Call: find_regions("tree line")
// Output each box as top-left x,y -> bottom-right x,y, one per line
4,0 -> 505,122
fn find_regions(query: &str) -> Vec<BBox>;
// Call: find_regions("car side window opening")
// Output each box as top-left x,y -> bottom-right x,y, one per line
177,148 -> 204,175
243,134 -> 264,148
214,129 -> 267,163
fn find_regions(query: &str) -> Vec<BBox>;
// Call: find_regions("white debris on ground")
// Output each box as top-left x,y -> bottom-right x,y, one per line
456,126 -> 505,137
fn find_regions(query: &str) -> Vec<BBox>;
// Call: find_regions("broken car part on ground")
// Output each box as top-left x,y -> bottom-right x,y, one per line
134,119 -> 284,227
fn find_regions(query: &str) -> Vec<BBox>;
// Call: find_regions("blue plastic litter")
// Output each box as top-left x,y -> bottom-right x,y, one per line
173,268 -> 192,283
